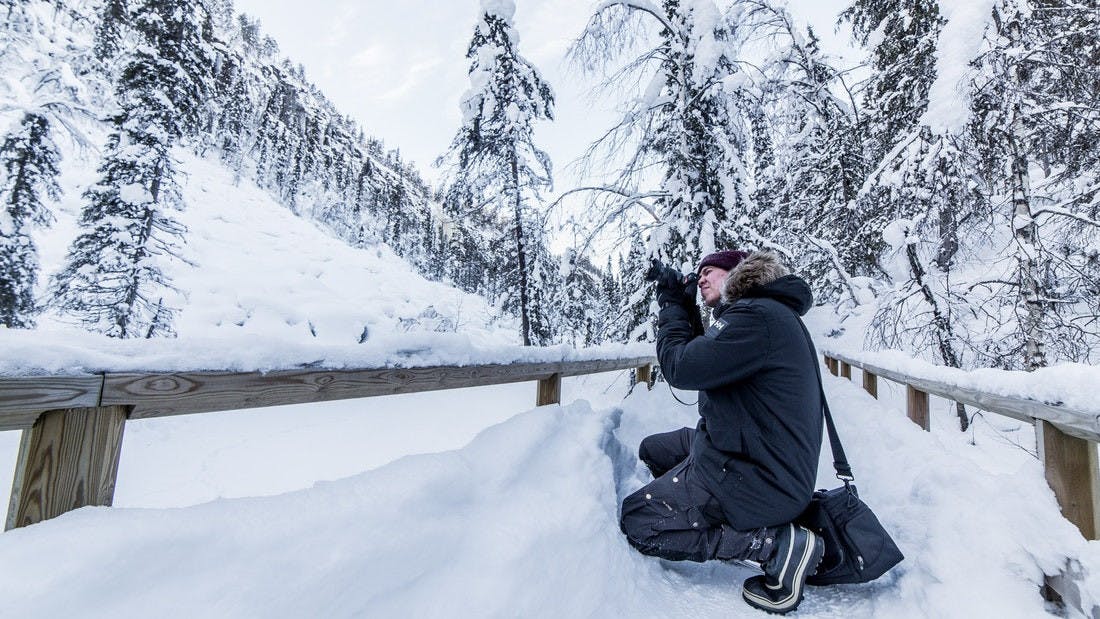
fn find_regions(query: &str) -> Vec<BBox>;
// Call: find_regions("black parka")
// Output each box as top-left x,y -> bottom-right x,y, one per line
656,257 -> 823,530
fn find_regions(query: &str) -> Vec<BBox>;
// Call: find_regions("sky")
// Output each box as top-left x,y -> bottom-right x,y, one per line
230,0 -> 859,191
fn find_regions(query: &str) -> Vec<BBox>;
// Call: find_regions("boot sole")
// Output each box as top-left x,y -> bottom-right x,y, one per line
742,528 -> 825,615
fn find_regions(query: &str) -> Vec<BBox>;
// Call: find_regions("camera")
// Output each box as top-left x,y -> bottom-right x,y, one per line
645,259 -> 698,287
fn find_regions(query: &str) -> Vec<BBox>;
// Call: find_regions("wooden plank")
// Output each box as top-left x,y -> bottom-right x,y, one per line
557,357 -> 656,379
6,428 -> 35,529
907,385 -> 930,431
824,351 -> 1100,442
6,405 -> 128,530
104,358 -> 656,420
1037,420 -> 1100,540
862,370 -> 878,399
840,361 -> 852,380
537,373 -> 562,406
636,364 -> 652,390
825,356 -> 838,376
0,375 -> 103,431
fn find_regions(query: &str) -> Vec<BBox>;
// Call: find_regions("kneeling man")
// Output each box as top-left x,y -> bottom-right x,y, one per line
621,250 -> 824,615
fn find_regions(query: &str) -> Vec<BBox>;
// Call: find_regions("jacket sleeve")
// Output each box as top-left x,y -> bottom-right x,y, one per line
656,302 -> 770,391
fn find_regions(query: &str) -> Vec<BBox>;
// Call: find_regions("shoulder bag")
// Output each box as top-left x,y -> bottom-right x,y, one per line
795,322 -> 905,585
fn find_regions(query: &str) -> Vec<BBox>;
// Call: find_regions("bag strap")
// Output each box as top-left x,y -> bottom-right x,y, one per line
796,319 -> 854,482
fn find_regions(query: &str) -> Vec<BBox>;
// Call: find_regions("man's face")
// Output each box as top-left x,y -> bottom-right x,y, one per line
697,265 -> 730,308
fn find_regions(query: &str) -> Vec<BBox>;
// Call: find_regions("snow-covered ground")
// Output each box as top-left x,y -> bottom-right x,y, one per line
0,357 -> 1093,618
0,141 -> 1096,614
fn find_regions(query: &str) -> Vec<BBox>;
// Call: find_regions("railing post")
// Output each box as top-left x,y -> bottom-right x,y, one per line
1036,420 -> 1100,540
862,370 -> 878,399
906,386 -> 930,431
7,405 -> 128,530
635,364 -> 652,390
824,355 -> 838,376
840,361 -> 852,380
537,373 -> 561,407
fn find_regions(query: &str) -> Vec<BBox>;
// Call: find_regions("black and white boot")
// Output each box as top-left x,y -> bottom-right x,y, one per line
741,523 -> 824,615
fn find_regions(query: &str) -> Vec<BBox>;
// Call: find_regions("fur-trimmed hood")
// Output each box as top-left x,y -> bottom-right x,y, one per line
721,250 -> 813,314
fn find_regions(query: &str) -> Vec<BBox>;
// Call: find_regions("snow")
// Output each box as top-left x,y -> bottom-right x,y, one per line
812,302 -> 1100,417
0,151 -> 649,375
118,182 -> 152,205
0,357 -> 1091,617
921,0 -> 996,133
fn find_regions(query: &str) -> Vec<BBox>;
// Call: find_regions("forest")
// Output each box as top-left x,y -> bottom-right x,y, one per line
2,0 -> 1098,378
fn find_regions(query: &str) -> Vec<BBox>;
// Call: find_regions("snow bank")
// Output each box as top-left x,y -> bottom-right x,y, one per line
0,374 -> 1086,617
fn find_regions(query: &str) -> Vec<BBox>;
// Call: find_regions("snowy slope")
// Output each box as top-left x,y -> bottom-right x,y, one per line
0,147 -> 648,375
0,369 -> 1089,618
1,148 -> 509,373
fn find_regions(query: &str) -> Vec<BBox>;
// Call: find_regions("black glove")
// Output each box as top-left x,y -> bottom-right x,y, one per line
646,259 -> 698,308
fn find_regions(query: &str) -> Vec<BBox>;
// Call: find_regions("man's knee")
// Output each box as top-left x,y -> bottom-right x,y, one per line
637,435 -> 662,473
638,427 -> 693,476
620,488 -> 661,551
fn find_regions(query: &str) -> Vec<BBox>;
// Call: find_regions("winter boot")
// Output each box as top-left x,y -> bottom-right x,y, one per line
741,523 -> 824,615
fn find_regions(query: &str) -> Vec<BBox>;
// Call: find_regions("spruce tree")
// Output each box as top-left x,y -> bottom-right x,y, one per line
841,0 -> 980,429
53,0 -> 213,337
571,0 -> 761,268
746,3 -> 867,303
0,113 -> 60,328
437,0 -> 555,346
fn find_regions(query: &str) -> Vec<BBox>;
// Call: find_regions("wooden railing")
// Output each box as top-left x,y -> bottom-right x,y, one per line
823,351 -> 1098,614
0,356 -> 655,530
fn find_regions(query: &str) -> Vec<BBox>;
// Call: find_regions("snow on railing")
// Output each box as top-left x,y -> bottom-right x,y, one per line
0,355 -> 655,531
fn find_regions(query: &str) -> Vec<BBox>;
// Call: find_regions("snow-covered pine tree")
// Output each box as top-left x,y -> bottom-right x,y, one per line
970,0 -> 1100,369
52,0 -> 214,337
618,227 -> 656,343
93,0 -> 129,62
0,112 -> 60,328
596,254 -> 620,342
437,0 -> 555,346
840,0 -> 986,429
841,0 -> 942,166
746,1 -> 867,305
557,249 -> 602,346
570,0 -> 762,268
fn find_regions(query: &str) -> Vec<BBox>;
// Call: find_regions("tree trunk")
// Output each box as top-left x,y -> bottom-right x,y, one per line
1005,16 -> 1047,371
905,241 -> 967,430
509,151 -> 531,346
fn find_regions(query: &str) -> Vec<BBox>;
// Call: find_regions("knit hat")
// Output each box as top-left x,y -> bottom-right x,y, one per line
697,249 -> 750,274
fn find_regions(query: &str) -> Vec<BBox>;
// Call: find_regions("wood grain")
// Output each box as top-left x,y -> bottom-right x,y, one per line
537,373 -> 562,406
6,406 -> 127,530
1037,421 -> 1100,540
906,385 -> 930,431
103,358 -> 656,420
840,361 -> 852,380
862,370 -> 878,399
0,376 -> 103,431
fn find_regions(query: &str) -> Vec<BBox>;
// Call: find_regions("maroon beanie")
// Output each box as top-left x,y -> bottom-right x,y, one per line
697,249 -> 749,274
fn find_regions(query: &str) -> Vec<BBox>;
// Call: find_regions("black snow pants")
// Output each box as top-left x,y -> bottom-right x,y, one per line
619,427 -> 775,563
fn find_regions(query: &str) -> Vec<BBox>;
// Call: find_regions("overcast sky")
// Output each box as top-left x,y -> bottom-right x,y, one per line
231,0 -> 858,192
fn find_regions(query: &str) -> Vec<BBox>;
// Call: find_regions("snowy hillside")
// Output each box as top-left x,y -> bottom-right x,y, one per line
0,366 -> 1090,618
0,146 -> 520,374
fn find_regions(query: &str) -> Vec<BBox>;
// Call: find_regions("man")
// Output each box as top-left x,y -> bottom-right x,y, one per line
620,249 -> 824,615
